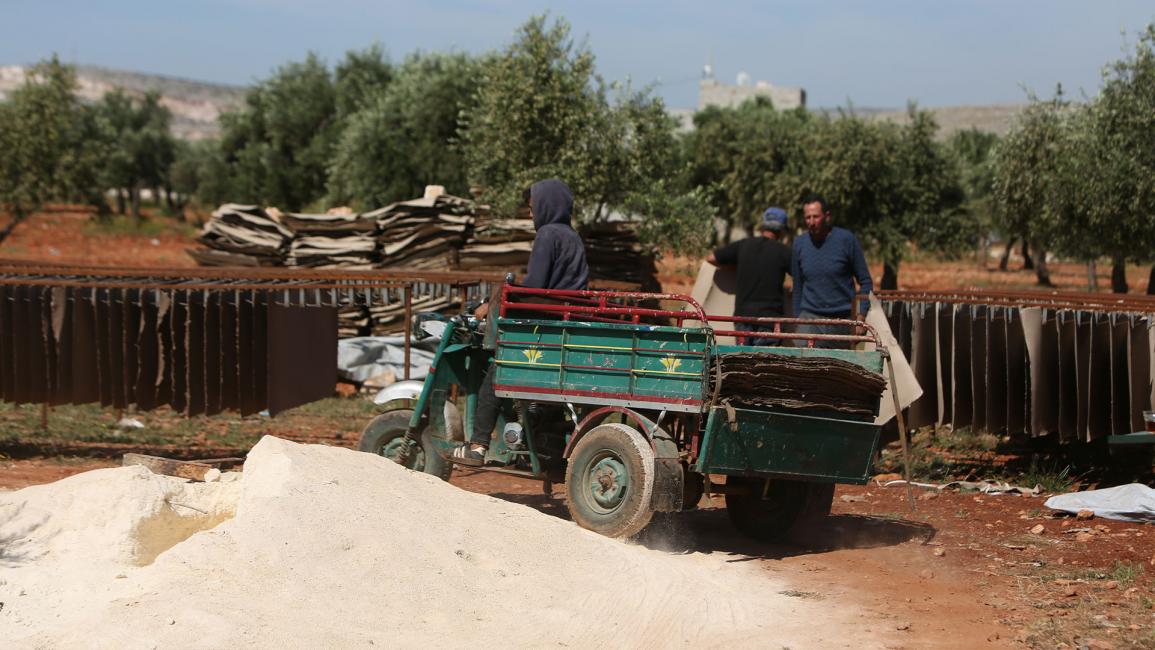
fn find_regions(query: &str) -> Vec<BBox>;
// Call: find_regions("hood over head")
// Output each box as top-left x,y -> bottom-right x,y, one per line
530,179 -> 574,231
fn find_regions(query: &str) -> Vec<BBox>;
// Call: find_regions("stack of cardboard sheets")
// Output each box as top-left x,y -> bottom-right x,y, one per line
283,210 -> 378,269
189,193 -> 660,291
364,194 -> 477,269
582,222 -> 660,291
192,204 -> 293,267
714,352 -> 886,416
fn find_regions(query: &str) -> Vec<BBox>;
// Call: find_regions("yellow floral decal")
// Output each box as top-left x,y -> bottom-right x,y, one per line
660,355 -> 682,373
523,348 -> 543,364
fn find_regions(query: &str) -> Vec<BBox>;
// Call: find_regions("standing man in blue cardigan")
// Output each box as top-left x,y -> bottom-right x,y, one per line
791,195 -> 873,349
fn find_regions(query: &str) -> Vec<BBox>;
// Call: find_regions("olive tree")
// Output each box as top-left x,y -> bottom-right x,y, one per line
458,15 -> 712,253
990,92 -> 1071,287
0,56 -> 104,240
328,52 -> 483,208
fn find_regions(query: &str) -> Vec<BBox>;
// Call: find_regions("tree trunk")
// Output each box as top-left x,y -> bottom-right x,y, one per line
0,209 -> 29,245
881,260 -> 899,291
116,189 -> 126,215
1033,243 -> 1054,286
999,237 -> 1017,271
1086,260 -> 1098,292
1148,265 -> 1155,295
165,185 -> 176,213
130,186 -> 141,220
1021,240 -> 1034,270
1110,256 -> 1128,294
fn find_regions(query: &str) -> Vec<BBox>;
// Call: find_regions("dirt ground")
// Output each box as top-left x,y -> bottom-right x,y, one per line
2,208 -> 1151,296
3,457 -> 1151,648
3,207 -> 1155,647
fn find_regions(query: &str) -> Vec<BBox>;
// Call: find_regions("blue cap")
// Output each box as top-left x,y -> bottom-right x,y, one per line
761,207 -> 788,231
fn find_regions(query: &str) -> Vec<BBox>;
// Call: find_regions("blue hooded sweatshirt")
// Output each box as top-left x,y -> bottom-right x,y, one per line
523,179 -> 589,291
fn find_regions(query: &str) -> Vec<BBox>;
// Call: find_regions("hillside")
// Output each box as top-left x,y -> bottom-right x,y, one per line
0,64 -> 247,140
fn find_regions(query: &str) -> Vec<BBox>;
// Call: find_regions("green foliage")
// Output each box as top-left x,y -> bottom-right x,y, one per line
991,23 -> 1155,271
169,139 -> 236,210
218,52 -> 339,211
333,44 -> 394,121
991,90 -> 1070,254
459,15 -> 605,215
457,15 -> 713,254
1019,457 -> 1074,493
328,52 -> 483,208
94,88 -> 176,215
947,128 -> 999,234
0,56 -> 105,226
685,99 -> 811,235
1064,24 -> 1155,263
799,106 -> 970,284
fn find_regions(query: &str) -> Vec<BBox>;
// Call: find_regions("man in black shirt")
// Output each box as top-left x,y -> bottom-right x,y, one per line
707,207 -> 792,346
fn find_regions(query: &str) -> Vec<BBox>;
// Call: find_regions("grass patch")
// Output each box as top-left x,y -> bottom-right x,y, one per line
1017,458 -> 1075,493
0,396 -> 377,454
84,214 -> 196,238
928,425 -> 999,452
1108,561 -> 1144,586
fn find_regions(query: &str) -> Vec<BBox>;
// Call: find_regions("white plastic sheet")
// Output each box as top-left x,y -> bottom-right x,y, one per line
337,336 -> 437,384
1045,484 -> 1155,523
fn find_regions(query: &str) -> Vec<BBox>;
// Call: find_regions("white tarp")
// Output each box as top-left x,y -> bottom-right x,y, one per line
337,336 -> 437,385
1045,483 -> 1155,523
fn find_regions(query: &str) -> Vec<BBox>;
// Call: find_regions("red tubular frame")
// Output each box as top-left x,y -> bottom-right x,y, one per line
499,284 -> 883,348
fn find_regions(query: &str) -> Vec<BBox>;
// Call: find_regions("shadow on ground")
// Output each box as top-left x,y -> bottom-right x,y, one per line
486,490 -> 936,561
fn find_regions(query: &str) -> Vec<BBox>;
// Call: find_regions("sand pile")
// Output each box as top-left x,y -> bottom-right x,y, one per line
1,437 -> 884,648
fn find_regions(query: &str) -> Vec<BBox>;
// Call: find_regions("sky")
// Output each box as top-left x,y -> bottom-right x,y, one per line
2,1 -> 1153,109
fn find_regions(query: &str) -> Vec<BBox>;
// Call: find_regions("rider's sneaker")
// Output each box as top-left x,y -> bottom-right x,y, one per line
450,443 -> 487,466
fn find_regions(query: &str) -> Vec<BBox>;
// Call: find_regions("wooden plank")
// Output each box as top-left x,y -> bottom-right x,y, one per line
121,453 -> 241,480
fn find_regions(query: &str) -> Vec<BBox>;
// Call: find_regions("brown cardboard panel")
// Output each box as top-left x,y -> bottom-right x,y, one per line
1109,314 -> 1132,436
1074,313 -> 1093,441
985,307 -> 1008,434
0,285 -> 11,401
882,300 -> 898,337
1056,311 -> 1078,441
94,289 -> 114,407
169,291 -> 188,413
185,291 -> 206,417
1021,308 -> 1056,437
970,305 -> 988,432
50,287 -> 72,406
39,287 -> 58,404
24,286 -> 49,404
253,292 -> 268,413
238,291 -> 258,416
121,288 -> 141,408
204,291 -> 223,416
952,304 -> 973,429
12,285 -> 32,404
897,301 -> 913,361
220,291 -> 240,412
267,301 -> 338,415
907,302 -> 938,429
936,302 -> 953,426
155,292 -> 173,408
134,290 -> 160,412
1087,314 -> 1112,440
70,289 -> 101,405
106,288 -> 127,409
1004,308 -> 1027,435
1129,317 -> 1153,432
